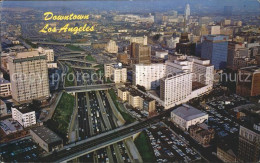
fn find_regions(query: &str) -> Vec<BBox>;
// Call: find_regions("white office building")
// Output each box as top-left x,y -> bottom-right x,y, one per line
133,64 -> 166,90
171,104 -> 208,130
0,78 -> 11,97
160,72 -> 192,108
11,106 -> 36,127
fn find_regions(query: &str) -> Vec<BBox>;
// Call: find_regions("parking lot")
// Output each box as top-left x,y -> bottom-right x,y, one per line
0,137 -> 43,162
146,123 -> 201,163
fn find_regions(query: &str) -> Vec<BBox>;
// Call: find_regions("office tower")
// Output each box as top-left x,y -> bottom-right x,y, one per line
129,36 -> 147,45
185,4 -> 190,20
8,51 -> 50,103
131,43 -> 151,64
201,35 -> 229,69
236,66 -> 260,97
238,124 -> 260,162
104,63 -> 127,83
160,72 -> 192,107
224,6 -> 233,16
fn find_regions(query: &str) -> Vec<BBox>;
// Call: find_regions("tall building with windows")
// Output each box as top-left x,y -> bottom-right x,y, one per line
185,4 -> 190,20
105,40 -> 118,54
201,35 -> 229,69
131,43 -> 151,64
8,51 -> 50,103
238,124 -> 260,162
160,72 -> 192,107
133,64 -> 166,90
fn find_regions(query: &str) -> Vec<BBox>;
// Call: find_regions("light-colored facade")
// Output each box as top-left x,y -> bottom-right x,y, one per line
118,88 -> 129,101
133,64 -> 166,90
8,51 -> 50,103
160,72 -> 192,108
38,47 -> 54,62
171,104 -> 208,130
105,64 -> 127,83
0,100 -> 8,117
129,36 -> 148,45
0,78 -> 11,97
11,106 -> 36,127
105,40 -> 118,53
155,51 -> 168,59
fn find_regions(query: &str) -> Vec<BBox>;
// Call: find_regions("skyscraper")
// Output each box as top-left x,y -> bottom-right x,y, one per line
185,4 -> 190,20
201,35 -> 229,69
131,43 -> 151,64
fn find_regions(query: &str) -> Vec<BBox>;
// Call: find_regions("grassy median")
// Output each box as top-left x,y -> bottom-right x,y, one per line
108,89 -> 135,124
65,44 -> 84,51
65,65 -> 75,87
45,92 -> 75,142
134,132 -> 156,162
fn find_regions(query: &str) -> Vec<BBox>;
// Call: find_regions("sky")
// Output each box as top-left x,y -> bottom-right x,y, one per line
1,0 -> 260,13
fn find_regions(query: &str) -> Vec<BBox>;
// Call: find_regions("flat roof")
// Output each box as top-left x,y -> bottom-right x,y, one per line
172,104 -> 208,121
31,126 -> 62,144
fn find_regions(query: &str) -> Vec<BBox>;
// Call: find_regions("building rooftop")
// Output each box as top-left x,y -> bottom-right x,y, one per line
31,126 -> 62,144
239,66 -> 260,73
0,78 -> 10,84
12,104 -> 34,114
172,104 -> 208,121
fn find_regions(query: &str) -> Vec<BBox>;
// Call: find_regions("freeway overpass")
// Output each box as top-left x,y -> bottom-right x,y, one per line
38,107 -> 176,162
65,84 -> 114,93
58,58 -> 98,66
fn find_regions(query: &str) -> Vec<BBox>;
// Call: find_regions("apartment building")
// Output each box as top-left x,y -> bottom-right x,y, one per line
8,51 -> 50,103
11,105 -> 36,127
105,63 -> 127,83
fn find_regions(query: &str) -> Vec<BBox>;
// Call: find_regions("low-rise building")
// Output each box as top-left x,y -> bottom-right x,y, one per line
0,78 -> 11,97
30,126 -> 63,152
189,123 -> 215,147
118,87 -> 130,101
11,105 -> 36,127
171,104 -> 208,130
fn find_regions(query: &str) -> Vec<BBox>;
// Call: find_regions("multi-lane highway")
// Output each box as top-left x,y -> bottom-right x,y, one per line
38,107 -> 176,162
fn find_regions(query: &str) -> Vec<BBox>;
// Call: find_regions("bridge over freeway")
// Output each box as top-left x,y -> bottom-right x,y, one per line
58,58 -> 98,66
37,107 -> 176,162
64,84 -> 115,93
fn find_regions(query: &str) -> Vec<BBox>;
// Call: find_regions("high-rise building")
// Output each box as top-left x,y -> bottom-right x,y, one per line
131,43 -> 151,64
201,35 -> 229,69
8,51 -> 50,103
236,66 -> 260,97
185,4 -> 190,20
238,124 -> 260,162
133,64 -> 166,90
227,42 -> 249,70
0,78 -> 11,97
160,72 -> 192,107
224,6 -> 233,16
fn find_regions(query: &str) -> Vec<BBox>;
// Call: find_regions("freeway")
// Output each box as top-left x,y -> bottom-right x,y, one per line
37,106 -> 178,162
